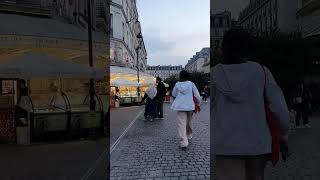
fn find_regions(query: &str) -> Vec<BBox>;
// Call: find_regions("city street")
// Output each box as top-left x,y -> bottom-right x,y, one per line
264,113 -> 320,180
0,138 -> 107,180
110,105 -> 145,146
110,102 -> 210,180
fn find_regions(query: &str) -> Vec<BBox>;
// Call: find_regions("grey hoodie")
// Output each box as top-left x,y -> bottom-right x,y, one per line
211,61 -> 290,155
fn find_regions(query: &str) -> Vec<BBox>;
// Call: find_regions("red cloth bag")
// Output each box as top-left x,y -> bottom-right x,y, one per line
261,65 -> 281,166
193,95 -> 199,113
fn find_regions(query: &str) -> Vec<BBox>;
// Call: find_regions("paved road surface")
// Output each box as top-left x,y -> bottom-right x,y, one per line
110,106 -> 144,146
264,114 -> 320,180
110,102 -> 210,180
0,138 -> 107,180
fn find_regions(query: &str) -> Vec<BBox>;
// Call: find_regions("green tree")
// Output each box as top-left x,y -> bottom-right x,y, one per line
164,72 -> 209,92
164,74 -> 178,91
189,71 -> 210,92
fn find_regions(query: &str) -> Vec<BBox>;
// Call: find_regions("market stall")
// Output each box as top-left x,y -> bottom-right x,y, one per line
0,53 -> 106,142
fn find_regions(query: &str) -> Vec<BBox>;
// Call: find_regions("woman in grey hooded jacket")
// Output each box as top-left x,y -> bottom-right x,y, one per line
211,28 -> 290,180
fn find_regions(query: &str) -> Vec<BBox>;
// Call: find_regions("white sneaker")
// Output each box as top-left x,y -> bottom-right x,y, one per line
304,124 -> 311,128
180,140 -> 188,149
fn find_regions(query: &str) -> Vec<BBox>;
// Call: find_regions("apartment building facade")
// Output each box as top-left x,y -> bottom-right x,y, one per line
211,11 -> 237,47
297,0 -> 320,38
110,0 -> 147,72
238,0 -> 300,35
185,47 -> 210,73
146,65 -> 183,80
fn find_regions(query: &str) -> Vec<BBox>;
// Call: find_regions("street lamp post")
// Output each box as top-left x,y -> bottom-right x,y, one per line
136,46 -> 140,97
87,0 -> 96,140
136,33 -> 143,97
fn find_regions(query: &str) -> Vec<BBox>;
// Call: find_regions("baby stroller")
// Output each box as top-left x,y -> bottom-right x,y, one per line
143,94 -> 157,121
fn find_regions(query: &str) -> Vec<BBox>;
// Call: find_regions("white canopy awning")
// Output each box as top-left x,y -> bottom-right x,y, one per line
110,65 -> 154,77
110,65 -> 155,87
110,78 -> 139,87
0,53 -> 105,79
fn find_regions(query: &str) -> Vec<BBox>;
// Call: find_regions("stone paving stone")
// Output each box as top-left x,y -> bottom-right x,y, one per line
264,114 -> 320,180
110,103 -> 210,179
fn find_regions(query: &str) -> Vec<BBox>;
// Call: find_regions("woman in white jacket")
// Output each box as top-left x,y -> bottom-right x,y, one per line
171,70 -> 201,149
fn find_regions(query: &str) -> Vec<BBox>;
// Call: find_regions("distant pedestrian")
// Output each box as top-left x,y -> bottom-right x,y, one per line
301,87 -> 312,128
211,28 -> 290,180
202,85 -> 209,102
171,70 -> 201,149
293,83 -> 312,128
114,87 -> 120,107
155,77 -> 166,119
142,83 -> 157,121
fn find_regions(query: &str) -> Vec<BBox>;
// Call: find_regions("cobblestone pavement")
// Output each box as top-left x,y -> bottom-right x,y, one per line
110,102 -> 210,180
264,113 -> 320,180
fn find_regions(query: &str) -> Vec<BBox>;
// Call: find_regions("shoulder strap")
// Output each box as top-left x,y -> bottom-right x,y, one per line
260,64 -> 267,96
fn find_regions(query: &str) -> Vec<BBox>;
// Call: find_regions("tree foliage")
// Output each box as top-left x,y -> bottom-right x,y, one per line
164,72 -> 209,92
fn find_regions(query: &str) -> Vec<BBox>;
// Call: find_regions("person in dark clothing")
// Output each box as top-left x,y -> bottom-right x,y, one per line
19,79 -> 29,97
155,77 -> 166,118
294,83 -> 312,128
202,85 -> 209,102
301,87 -> 312,128
142,84 -> 157,121
15,79 -> 29,127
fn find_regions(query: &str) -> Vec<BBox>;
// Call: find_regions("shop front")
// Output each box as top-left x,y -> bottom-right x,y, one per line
0,53 -> 107,143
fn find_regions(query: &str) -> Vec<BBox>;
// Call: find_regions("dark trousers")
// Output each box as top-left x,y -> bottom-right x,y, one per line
295,103 -> 309,126
157,98 -> 164,117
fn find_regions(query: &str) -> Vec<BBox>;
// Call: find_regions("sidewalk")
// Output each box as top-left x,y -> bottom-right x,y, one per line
110,105 -> 144,145
264,113 -> 320,180
110,102 -> 210,180
0,138 -> 107,180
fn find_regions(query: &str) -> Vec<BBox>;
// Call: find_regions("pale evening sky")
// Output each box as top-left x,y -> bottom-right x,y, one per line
137,0 -> 210,66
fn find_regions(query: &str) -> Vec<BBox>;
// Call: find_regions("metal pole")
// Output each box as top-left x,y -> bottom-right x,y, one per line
87,0 -> 96,140
137,47 -> 140,97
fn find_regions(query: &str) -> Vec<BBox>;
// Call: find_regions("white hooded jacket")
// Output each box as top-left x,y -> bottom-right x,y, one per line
170,81 -> 201,111
145,84 -> 157,100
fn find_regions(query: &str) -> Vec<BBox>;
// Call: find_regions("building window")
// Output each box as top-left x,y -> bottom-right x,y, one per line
215,29 -> 219,36
122,23 -> 125,41
127,31 -> 129,45
219,18 -> 223,27
110,14 -> 113,37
